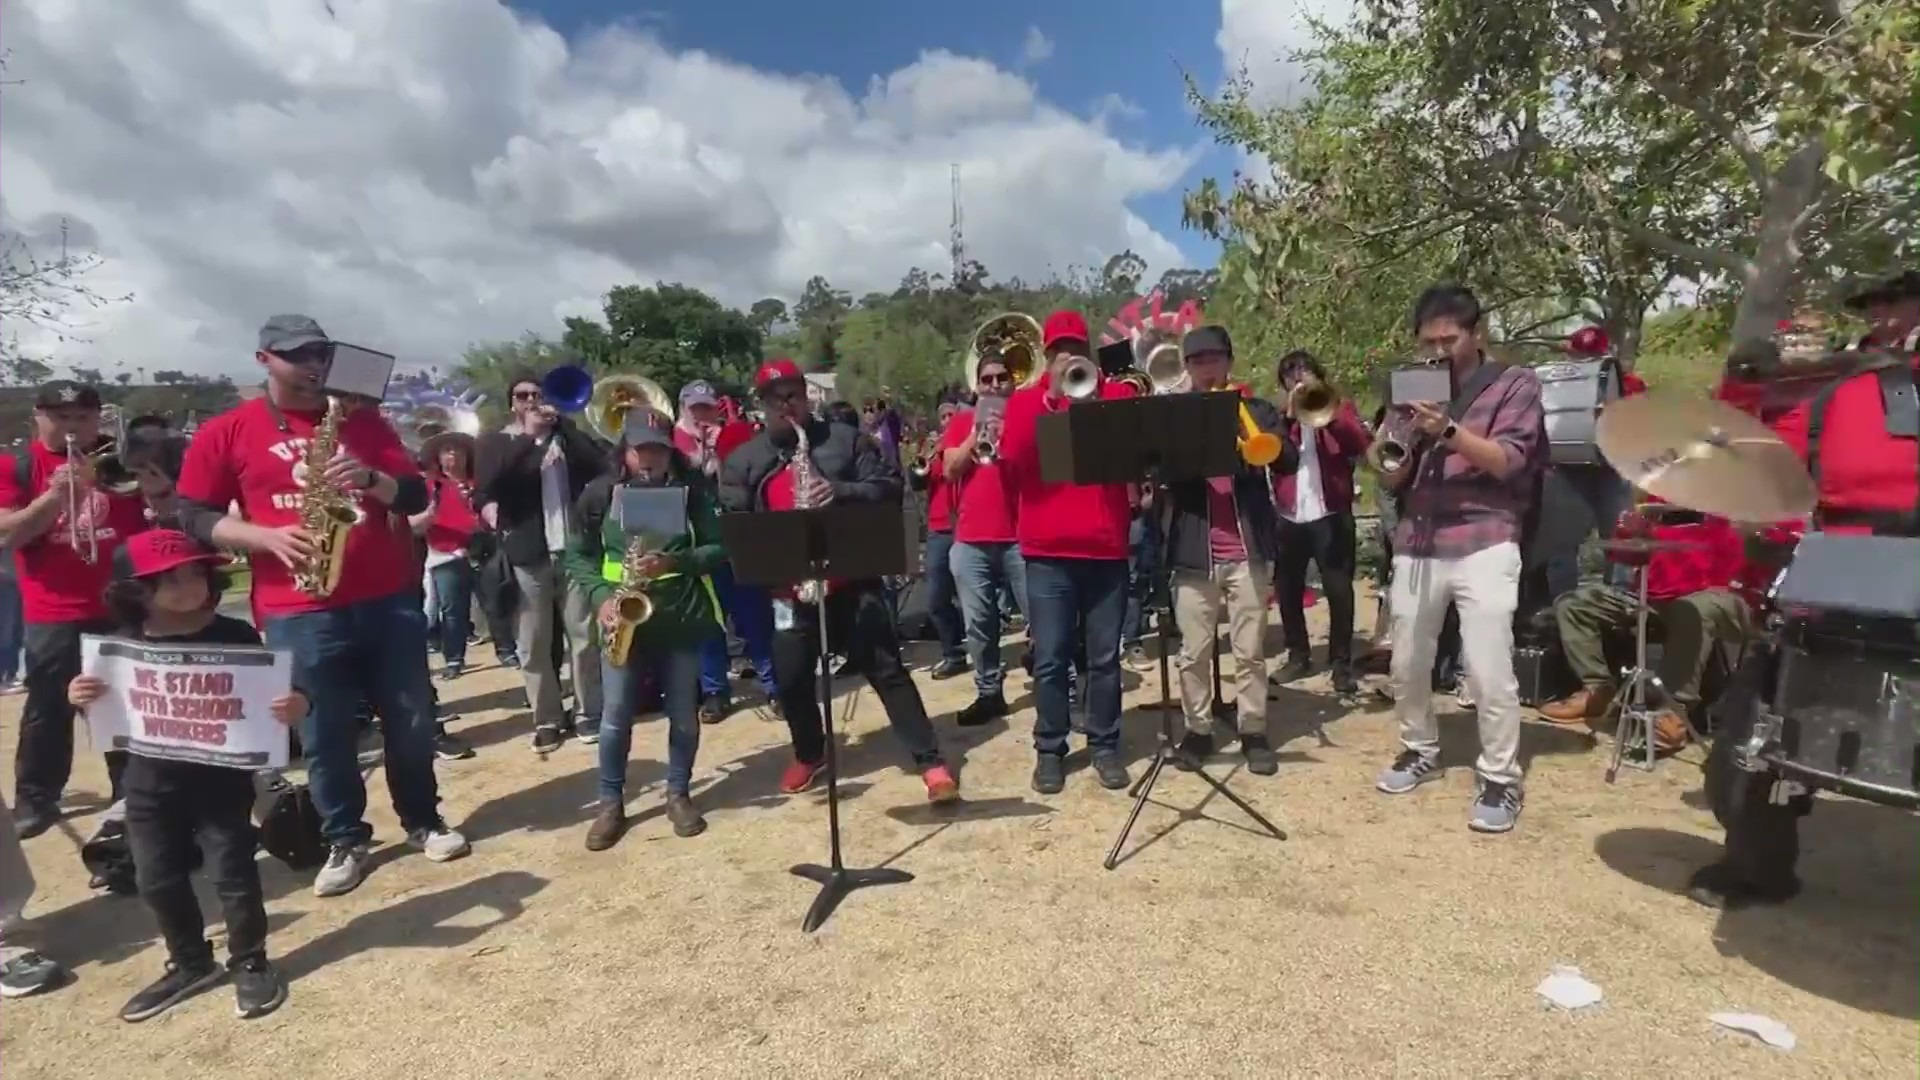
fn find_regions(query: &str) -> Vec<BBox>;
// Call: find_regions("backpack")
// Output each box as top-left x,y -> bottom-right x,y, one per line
257,776 -> 327,870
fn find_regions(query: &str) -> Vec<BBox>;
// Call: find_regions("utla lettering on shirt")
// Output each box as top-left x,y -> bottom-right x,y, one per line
267,436 -> 364,514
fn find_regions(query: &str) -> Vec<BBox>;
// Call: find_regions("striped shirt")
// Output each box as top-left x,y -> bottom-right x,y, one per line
1391,362 -> 1547,559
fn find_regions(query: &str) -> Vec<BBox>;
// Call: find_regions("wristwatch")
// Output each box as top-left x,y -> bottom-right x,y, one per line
1440,421 -> 1459,443
357,468 -> 379,491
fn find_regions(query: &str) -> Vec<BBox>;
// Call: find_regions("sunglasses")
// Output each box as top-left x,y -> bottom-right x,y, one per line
511,389 -> 542,402
274,344 -> 334,366
979,372 -> 1012,386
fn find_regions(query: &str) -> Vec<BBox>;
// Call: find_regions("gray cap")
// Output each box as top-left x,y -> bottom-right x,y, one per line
621,406 -> 674,448
258,314 -> 330,353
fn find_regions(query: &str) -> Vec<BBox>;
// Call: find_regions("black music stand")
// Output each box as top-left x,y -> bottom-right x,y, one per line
720,501 -> 911,932
1036,393 -> 1289,869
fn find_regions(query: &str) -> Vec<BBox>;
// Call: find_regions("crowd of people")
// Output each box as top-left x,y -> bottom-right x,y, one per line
0,268 -> 1913,1032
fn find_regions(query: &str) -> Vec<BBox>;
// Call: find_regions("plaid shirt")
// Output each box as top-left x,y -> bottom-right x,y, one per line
1392,362 -> 1547,559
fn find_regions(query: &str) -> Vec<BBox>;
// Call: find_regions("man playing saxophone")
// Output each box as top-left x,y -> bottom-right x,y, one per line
720,359 -> 959,804
175,314 -> 467,898
562,407 -> 725,849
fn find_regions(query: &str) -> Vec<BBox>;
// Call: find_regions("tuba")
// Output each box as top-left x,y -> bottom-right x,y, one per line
1133,328 -> 1190,394
401,401 -> 484,451
562,372 -> 674,443
1287,375 -> 1338,429
965,312 -> 1043,389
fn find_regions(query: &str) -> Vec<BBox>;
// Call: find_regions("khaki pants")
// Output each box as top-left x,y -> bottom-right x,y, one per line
1554,584 -> 1753,710
1172,560 -> 1270,737
1388,543 -> 1523,785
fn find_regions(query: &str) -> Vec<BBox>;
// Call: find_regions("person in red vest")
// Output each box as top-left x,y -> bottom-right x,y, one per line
996,311 -> 1138,795
1537,500 -> 1754,751
719,359 -> 958,803
174,314 -> 468,899
0,381 -> 151,838
1693,279 -> 1919,909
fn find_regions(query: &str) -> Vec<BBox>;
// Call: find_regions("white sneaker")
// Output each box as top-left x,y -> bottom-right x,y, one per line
312,844 -> 369,898
407,822 -> 471,863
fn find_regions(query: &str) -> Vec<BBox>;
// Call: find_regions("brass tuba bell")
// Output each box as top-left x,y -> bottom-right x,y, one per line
584,374 -> 674,443
1133,328 -> 1190,394
965,312 -> 1043,389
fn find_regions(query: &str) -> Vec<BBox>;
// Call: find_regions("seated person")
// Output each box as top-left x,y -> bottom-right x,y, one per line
1536,500 -> 1754,749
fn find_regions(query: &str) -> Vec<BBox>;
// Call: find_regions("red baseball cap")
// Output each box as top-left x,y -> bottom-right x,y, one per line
1042,311 -> 1089,348
113,529 -> 228,582
755,358 -> 804,392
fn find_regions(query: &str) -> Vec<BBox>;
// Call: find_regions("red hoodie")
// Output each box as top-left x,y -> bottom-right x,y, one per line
997,372 -> 1135,560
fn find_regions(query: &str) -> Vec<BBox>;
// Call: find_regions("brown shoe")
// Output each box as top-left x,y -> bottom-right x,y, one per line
1651,711 -> 1691,753
1538,686 -> 1613,724
664,794 -> 707,838
585,799 -> 627,851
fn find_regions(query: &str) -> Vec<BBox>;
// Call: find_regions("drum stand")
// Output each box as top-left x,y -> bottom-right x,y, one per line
1603,567 -> 1669,783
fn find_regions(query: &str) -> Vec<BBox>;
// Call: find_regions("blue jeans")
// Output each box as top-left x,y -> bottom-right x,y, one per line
699,563 -> 776,699
264,592 -> 442,846
0,575 -> 21,683
1026,557 -> 1127,756
950,540 -> 1028,697
600,645 -> 704,799
1121,514 -> 1159,647
922,530 -> 966,662
428,559 -> 475,667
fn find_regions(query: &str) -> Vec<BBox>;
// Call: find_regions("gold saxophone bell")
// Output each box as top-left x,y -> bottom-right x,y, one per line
965,312 -> 1043,389
605,535 -> 659,667
1288,376 -> 1338,429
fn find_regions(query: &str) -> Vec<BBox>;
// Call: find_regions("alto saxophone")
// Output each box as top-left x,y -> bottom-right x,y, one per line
604,533 -> 656,666
293,395 -> 362,598
790,422 -> 823,605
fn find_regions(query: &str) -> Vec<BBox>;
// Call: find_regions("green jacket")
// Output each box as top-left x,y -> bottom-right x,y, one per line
561,468 -> 726,653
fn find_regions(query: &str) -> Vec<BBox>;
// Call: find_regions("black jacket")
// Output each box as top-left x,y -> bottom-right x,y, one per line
719,417 -> 901,512
474,418 -> 609,568
1161,396 -> 1296,572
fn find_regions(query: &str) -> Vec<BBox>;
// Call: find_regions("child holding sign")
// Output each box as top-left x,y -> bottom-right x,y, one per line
68,530 -> 307,1023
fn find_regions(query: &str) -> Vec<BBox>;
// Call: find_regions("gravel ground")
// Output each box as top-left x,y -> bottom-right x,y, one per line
2,602 -> 1913,1079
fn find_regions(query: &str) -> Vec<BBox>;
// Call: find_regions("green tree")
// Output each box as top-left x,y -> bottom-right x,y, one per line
556,283 -> 763,395
747,297 -> 788,335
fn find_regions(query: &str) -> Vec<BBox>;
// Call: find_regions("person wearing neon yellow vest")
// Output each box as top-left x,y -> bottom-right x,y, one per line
561,406 -> 726,850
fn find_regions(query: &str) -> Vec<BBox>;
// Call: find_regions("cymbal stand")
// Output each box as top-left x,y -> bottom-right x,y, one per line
1604,565 -> 1666,782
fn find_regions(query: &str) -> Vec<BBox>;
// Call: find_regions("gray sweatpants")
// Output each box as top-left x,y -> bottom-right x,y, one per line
513,561 -> 603,729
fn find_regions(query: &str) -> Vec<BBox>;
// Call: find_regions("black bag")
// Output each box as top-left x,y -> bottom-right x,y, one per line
79,821 -> 138,896
257,778 -> 327,870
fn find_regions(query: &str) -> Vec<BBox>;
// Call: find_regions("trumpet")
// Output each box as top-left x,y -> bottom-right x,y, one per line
1057,355 -> 1101,399
1237,401 -> 1283,467
1287,375 -> 1338,429
1365,428 -> 1415,475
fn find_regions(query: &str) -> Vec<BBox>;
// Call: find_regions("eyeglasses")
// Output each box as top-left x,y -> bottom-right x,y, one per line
511,389 -> 541,402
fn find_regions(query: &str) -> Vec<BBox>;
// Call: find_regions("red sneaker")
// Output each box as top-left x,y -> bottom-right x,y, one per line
779,758 -> 827,795
922,764 -> 960,803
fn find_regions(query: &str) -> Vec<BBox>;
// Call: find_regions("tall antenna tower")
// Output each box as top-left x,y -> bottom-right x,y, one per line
949,163 -> 965,284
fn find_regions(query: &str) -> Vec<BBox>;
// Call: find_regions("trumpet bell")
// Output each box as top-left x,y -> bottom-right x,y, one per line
1058,355 -> 1102,399
1289,378 -> 1338,429
586,373 -> 675,442
966,312 -> 1043,389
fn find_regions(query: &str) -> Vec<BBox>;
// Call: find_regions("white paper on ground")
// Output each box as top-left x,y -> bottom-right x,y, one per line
1709,1012 -> 1797,1050
1536,965 -> 1604,1010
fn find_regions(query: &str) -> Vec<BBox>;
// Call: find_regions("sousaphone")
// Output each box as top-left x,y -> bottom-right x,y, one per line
964,312 -> 1043,389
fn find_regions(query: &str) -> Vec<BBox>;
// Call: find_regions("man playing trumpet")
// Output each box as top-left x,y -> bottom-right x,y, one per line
938,351 -> 1025,727
1160,327 -> 1295,774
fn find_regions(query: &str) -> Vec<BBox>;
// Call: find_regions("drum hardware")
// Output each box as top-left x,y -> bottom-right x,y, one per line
1598,538 -> 1710,782
1596,394 -> 1817,522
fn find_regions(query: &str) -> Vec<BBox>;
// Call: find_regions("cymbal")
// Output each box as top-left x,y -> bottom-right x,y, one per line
1596,394 -> 1815,523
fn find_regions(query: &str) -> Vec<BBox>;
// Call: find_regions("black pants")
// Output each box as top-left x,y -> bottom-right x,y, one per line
1702,650 -> 1804,894
16,618 -> 125,810
123,756 -> 268,968
1275,513 -> 1358,664
773,582 -> 942,769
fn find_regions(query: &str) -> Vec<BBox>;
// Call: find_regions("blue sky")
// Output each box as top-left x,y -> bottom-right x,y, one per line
514,0 -> 1234,269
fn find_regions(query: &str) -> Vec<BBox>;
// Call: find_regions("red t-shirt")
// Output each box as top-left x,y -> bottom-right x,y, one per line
938,410 -> 1016,544
998,374 -> 1136,561
177,398 -> 421,617
426,475 -> 481,553
763,462 -> 850,601
1205,476 -> 1247,563
923,426 -> 958,534
0,442 -> 150,622
1771,359 -> 1920,535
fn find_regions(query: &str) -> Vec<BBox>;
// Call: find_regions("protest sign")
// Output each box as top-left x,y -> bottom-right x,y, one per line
80,636 -> 291,769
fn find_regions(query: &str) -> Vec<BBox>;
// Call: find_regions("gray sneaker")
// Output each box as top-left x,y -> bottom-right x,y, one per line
0,950 -> 67,998
312,843 -> 369,898
407,822 -> 471,863
1469,781 -> 1523,834
1376,750 -> 1441,794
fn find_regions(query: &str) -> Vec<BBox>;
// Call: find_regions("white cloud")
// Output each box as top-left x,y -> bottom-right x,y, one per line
1,0 -> 1197,376
1020,26 -> 1055,67
1217,0 -> 1356,106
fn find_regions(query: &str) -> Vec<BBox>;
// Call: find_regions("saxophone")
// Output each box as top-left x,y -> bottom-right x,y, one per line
293,395 -> 362,598
604,533 -> 656,666
790,422 -> 823,605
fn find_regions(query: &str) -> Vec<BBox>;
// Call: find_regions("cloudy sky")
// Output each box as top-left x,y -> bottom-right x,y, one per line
2,0 -> 1350,376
